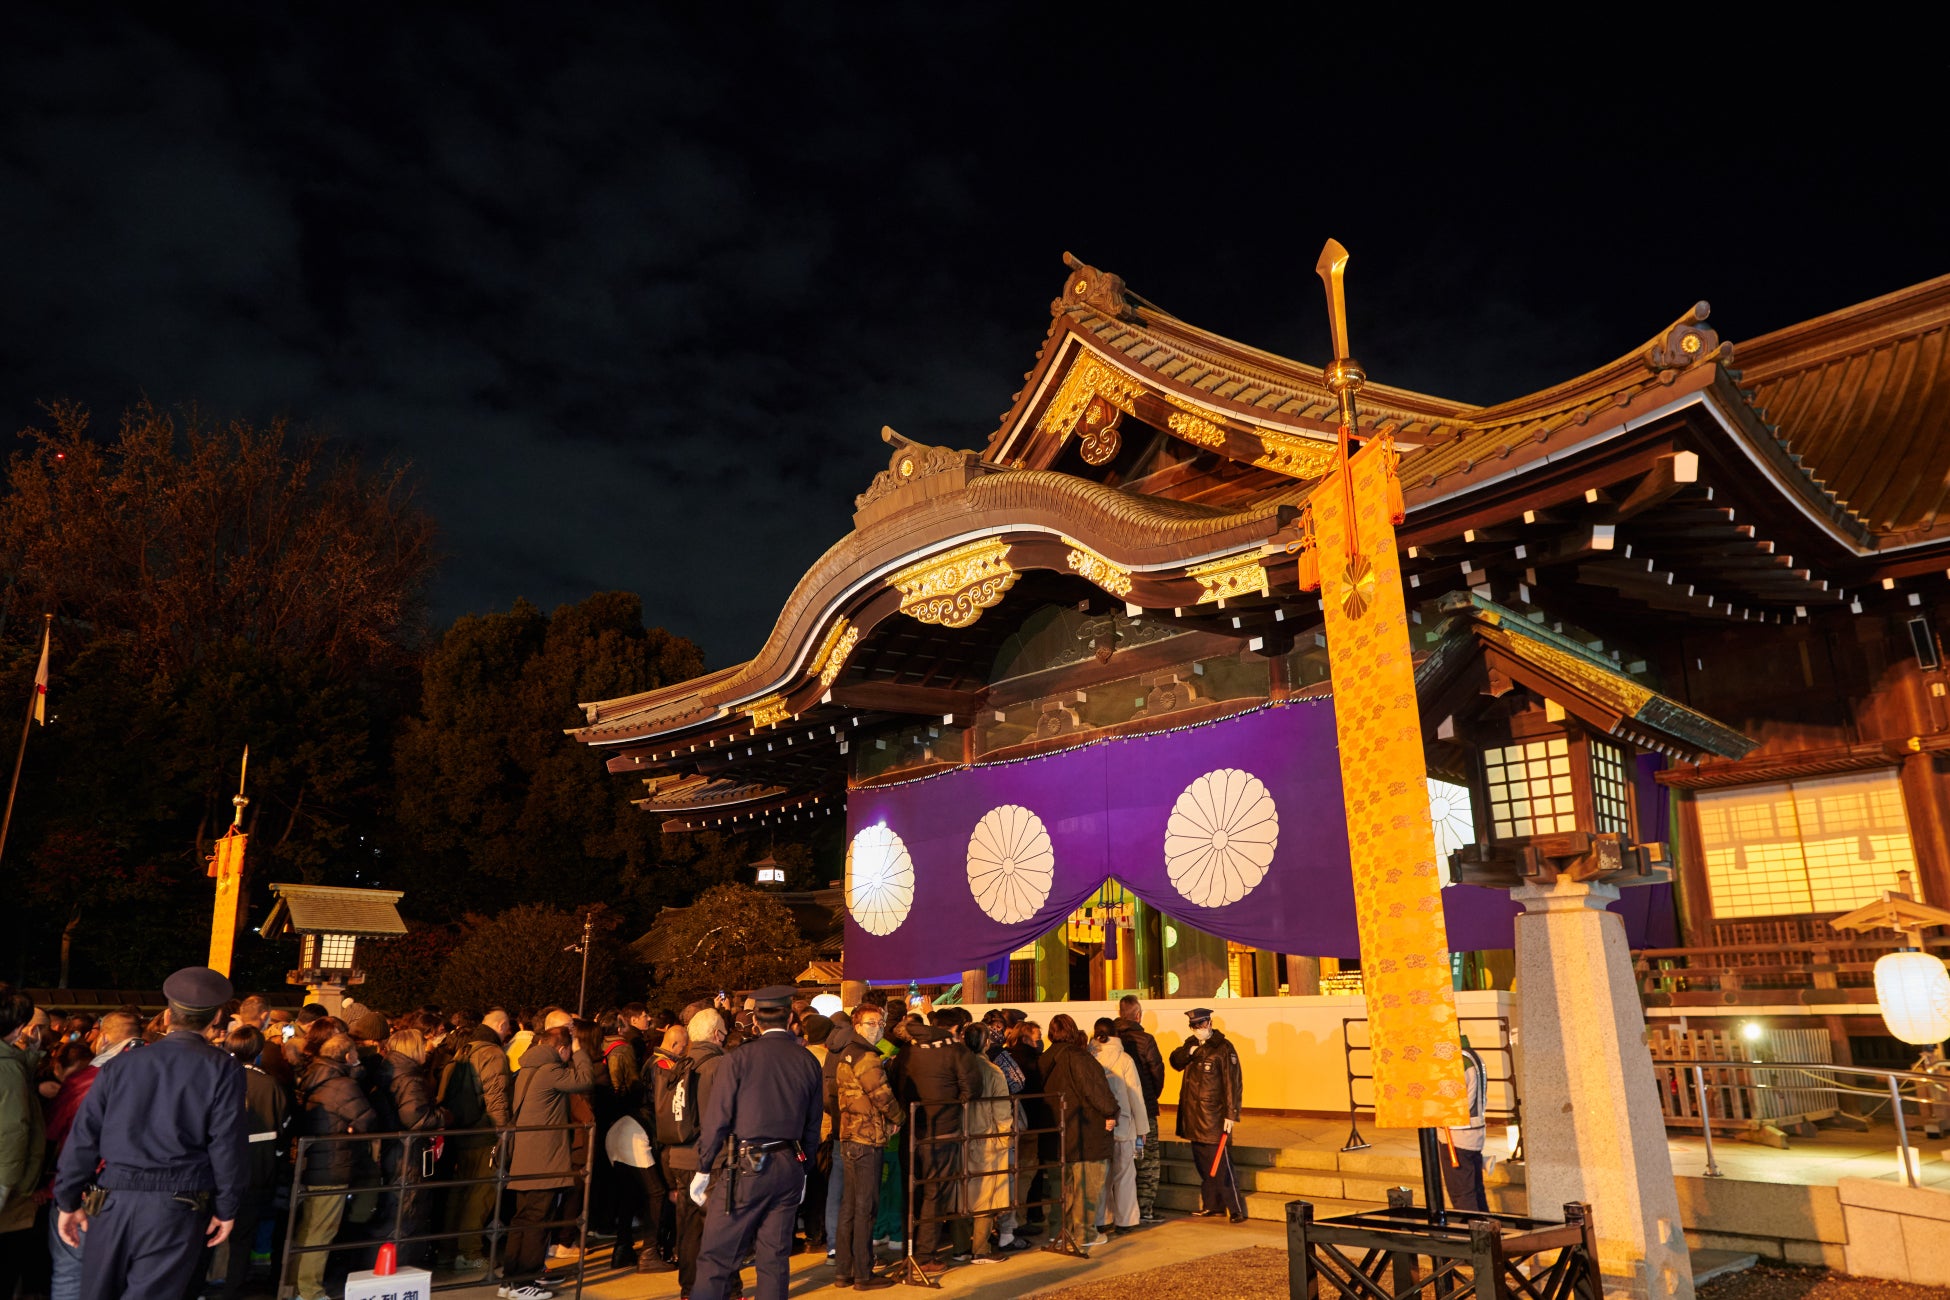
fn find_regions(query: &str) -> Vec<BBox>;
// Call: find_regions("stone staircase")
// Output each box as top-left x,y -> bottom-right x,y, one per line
1156,1137 -> 1526,1223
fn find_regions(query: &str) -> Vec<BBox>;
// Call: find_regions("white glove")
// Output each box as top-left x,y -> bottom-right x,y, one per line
689,1172 -> 711,1207
1222,1118 -> 1234,1135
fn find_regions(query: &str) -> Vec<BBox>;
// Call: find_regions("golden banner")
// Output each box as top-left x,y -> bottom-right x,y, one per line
1312,438 -> 1468,1128
208,830 -> 247,978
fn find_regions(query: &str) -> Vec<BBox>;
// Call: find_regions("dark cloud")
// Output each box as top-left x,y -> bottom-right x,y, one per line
2,12 -> 1940,663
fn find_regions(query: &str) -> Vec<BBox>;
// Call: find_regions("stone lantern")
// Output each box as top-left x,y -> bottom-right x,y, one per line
260,883 -> 408,1016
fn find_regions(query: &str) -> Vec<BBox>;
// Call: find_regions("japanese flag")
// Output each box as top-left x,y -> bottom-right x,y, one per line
32,622 -> 48,725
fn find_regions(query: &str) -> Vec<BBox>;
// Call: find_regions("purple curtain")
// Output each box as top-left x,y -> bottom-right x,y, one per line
841,699 -> 1661,980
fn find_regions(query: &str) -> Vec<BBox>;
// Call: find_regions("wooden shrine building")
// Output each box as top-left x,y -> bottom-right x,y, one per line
572,257 -> 1950,1062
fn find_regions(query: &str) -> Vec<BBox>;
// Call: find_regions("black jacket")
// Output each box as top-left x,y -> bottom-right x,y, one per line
659,1040 -> 728,1173
1168,1030 -> 1243,1145
1004,1039 -> 1049,1135
1114,1020 -> 1166,1118
387,1052 -> 445,1132
1039,1040 -> 1119,1163
896,1026 -> 974,1138
295,1057 -> 377,1187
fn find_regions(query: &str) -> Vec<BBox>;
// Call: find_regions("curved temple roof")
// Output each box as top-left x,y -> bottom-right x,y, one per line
575,256 -> 1950,784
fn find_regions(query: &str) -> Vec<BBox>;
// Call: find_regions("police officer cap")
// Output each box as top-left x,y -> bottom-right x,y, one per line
1185,1007 -> 1215,1026
752,985 -> 797,1009
163,965 -> 234,1011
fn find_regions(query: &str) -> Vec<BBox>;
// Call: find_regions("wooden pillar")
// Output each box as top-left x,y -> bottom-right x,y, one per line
961,966 -> 989,1006
1286,955 -> 1322,995
1268,648 -> 1292,701
1670,789 -> 1712,947
1899,751 -> 1950,906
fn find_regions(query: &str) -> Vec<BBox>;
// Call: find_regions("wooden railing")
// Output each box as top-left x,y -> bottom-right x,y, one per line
1633,937 -> 1950,1003
1647,1027 -> 1838,1140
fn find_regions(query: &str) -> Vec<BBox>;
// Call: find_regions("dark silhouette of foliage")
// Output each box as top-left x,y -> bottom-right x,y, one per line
0,402 -> 435,989
389,592 -> 704,918
651,882 -> 811,1002
433,904 -> 636,1015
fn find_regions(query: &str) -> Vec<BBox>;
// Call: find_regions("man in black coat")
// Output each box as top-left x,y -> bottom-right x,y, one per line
1111,996 -> 1166,1221
895,1014 -> 976,1271
1167,1008 -> 1244,1222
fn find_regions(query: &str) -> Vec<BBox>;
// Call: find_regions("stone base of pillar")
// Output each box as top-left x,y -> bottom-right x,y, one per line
304,980 -> 348,1019
1512,876 -> 1694,1300
839,979 -> 869,1012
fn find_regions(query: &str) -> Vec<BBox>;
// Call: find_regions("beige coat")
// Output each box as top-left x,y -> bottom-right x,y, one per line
509,1042 -> 596,1190
961,1054 -> 1014,1215
1093,1036 -> 1143,1142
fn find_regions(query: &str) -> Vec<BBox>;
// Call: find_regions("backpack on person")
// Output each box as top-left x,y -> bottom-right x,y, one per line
437,1047 -> 487,1131
652,1053 -> 701,1146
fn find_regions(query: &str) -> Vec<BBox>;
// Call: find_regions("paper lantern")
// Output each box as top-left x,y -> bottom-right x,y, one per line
1873,950 -> 1950,1045
810,994 -> 842,1018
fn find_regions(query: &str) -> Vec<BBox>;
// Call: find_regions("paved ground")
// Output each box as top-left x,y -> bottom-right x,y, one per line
435,1217 -> 1288,1298
1695,1262 -> 1950,1300
1186,1108 -> 1950,1191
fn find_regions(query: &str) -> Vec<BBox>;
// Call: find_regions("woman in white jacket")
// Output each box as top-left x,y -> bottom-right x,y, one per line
1091,1017 -> 1144,1232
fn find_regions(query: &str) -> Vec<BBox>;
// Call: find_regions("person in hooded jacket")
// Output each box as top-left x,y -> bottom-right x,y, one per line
1111,996 -> 1165,1222
1167,1008 -> 1244,1222
1037,1015 -> 1118,1251
211,1024 -> 288,1300
1089,1019 -> 1143,1234
290,1034 -> 376,1300
655,1009 -> 739,1300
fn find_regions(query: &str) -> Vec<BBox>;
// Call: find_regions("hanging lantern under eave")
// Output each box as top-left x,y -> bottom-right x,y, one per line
1873,950 -> 1950,1046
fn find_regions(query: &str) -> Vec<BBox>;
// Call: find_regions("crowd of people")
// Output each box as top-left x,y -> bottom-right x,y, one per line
0,973 -> 1262,1300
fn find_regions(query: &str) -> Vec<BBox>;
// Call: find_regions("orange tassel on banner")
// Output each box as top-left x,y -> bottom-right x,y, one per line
1295,543 -> 1320,591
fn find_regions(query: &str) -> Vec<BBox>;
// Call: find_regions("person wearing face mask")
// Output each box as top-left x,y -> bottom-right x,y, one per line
1167,1008 -> 1244,1223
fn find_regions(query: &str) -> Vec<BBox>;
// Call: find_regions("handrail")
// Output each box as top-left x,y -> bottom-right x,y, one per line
898,1090 -> 1075,1287
1647,1057 -> 1950,1189
278,1119 -> 595,1298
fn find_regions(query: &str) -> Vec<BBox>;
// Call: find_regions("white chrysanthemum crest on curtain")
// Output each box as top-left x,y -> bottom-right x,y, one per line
967,804 -> 1055,924
1164,768 -> 1279,907
848,824 -> 915,936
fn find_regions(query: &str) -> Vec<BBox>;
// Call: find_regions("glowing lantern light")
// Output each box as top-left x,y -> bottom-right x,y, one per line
810,993 -> 842,1018
1873,950 -> 1950,1046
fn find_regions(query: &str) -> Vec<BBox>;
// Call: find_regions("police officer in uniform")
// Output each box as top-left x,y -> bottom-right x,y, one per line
1167,1006 -> 1245,1222
687,986 -> 822,1300
54,966 -> 249,1300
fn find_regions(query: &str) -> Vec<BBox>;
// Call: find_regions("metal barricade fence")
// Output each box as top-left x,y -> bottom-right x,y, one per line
1341,1016 -> 1522,1157
278,1120 -> 594,1298
896,1091 -> 1076,1288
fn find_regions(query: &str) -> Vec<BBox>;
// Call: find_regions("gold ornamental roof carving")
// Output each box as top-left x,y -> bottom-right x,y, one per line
1186,552 -> 1270,604
889,538 -> 1018,629
1062,538 -> 1135,597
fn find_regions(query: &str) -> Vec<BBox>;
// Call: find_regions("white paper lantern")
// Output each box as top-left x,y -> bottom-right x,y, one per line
1873,950 -> 1950,1045
810,994 -> 842,1018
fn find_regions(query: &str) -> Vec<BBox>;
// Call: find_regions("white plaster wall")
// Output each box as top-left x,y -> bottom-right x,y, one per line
996,990 -> 1514,1115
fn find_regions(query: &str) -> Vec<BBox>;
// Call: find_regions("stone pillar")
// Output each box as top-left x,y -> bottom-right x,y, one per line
961,966 -> 989,1007
840,979 -> 869,1012
1286,955 -> 1322,996
305,980 -> 348,1019
1511,877 -> 1694,1300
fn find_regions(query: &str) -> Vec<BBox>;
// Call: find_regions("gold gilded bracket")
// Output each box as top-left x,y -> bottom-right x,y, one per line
890,539 -> 1017,628
1186,552 -> 1270,604
747,694 -> 791,729
1063,539 -> 1135,597
1037,357 -> 1143,444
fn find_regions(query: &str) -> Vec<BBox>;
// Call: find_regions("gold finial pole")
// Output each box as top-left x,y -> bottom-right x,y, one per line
1317,239 -> 1368,555
232,745 -> 250,828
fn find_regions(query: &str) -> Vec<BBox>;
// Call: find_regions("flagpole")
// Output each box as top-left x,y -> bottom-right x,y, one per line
0,613 -> 51,870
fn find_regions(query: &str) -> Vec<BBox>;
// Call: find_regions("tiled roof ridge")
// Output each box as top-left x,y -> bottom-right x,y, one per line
1733,270 -> 1950,381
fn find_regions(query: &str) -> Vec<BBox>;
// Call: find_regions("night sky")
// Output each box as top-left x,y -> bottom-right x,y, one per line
3,12 -> 1939,666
